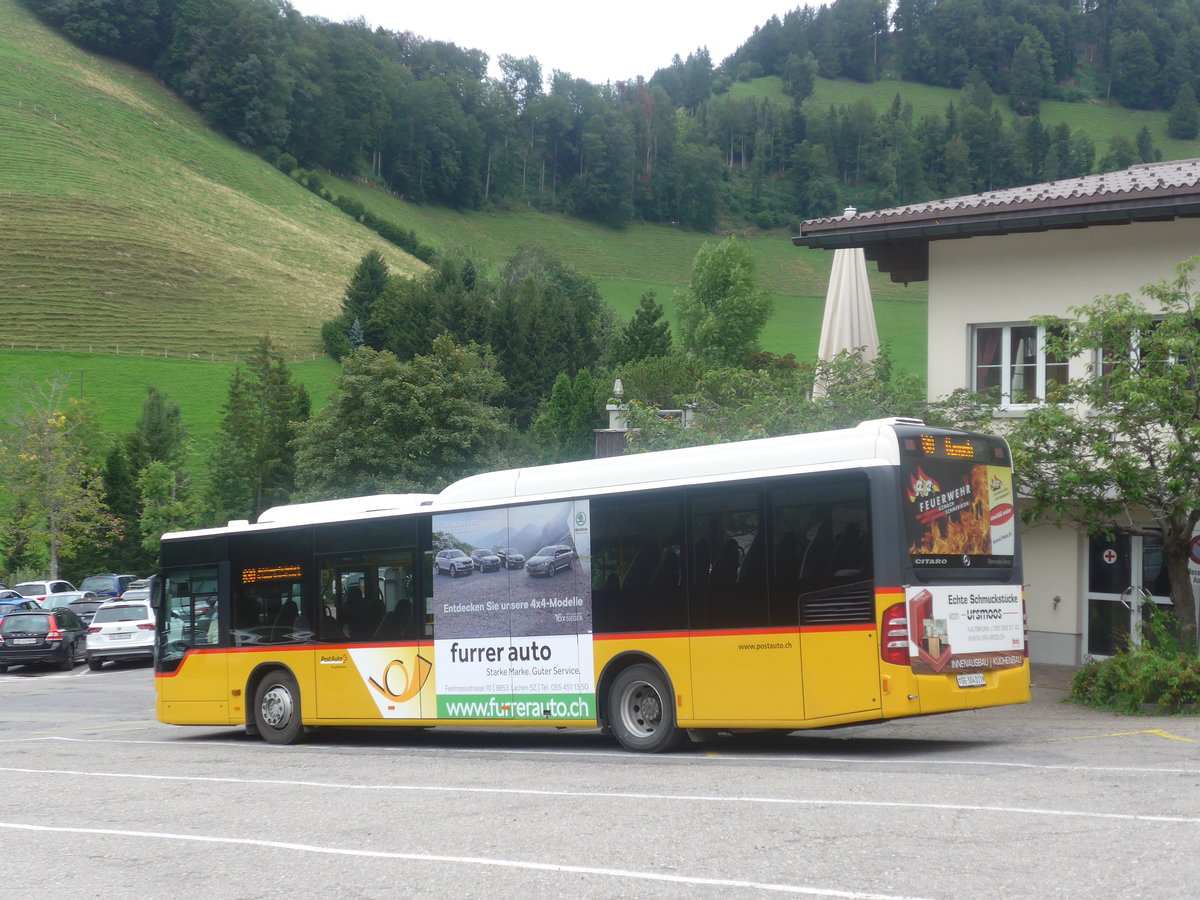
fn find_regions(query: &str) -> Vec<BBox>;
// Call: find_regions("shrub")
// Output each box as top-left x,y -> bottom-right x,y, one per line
1069,605 -> 1200,714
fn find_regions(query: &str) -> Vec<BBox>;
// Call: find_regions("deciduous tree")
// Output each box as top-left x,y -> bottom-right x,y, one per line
0,377 -> 117,578
294,337 -> 509,498
674,237 -> 772,368
1008,260 -> 1200,651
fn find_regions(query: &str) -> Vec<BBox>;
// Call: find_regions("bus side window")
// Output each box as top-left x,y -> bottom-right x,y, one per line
689,484 -> 765,629
592,491 -> 685,633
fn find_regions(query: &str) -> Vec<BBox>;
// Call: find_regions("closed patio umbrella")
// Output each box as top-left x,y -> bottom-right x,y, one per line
813,208 -> 879,396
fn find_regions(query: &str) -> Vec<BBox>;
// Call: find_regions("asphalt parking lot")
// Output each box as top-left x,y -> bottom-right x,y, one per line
0,661 -> 1197,899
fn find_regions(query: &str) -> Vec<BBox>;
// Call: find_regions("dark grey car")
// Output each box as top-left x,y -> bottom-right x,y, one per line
526,544 -> 574,577
0,609 -> 88,672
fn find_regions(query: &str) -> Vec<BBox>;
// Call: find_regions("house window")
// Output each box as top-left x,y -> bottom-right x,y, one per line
973,324 -> 1068,406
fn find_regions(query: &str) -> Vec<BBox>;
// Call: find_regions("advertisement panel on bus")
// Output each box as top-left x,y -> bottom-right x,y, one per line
901,452 -> 1024,674
430,499 -> 595,720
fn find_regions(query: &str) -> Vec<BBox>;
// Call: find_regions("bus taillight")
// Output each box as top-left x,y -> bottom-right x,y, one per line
880,602 -> 910,666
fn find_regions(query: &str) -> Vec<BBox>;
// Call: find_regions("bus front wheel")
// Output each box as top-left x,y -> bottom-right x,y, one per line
607,663 -> 683,753
253,670 -> 304,744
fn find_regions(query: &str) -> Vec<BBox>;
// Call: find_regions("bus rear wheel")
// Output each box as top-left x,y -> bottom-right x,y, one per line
254,670 -> 304,744
608,663 -> 683,753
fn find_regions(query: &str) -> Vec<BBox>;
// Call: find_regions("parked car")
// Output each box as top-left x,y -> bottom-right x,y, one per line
79,573 -> 139,599
86,599 -> 156,670
13,580 -> 76,605
43,591 -> 105,625
0,589 -> 27,603
0,608 -> 88,672
470,549 -> 502,572
497,547 -> 526,569
434,549 -> 474,577
526,544 -> 575,577
0,598 -> 42,628
119,579 -> 151,601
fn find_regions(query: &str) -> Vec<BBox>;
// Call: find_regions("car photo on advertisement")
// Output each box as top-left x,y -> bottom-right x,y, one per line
526,544 -> 574,577
469,549 -> 501,572
496,547 -> 525,569
434,549 -> 474,577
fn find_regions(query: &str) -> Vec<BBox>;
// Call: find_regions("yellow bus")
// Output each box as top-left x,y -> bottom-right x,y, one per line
154,418 -> 1029,752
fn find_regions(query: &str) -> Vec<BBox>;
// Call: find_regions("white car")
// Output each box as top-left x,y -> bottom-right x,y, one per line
119,580 -> 151,602
86,599 -> 156,670
13,580 -> 76,605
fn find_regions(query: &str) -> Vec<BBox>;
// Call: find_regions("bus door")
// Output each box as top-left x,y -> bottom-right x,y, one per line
688,484 -> 804,721
790,474 -> 880,721
157,564 -> 229,721
314,552 -> 430,720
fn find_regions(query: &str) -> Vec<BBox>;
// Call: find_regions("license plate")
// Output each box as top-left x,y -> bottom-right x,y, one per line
110,633 -> 132,640
12,638 -> 37,645
957,672 -> 986,688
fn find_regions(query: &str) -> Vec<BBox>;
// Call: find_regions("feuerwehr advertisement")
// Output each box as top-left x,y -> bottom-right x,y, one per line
903,460 -> 1024,674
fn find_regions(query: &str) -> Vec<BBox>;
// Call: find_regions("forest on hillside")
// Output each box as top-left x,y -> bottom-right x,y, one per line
23,0 -> 1200,230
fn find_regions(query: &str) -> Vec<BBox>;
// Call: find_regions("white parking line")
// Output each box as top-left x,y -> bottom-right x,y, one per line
7,733 -> 1200,777
1,765 -> 1197,825
0,821 -> 929,899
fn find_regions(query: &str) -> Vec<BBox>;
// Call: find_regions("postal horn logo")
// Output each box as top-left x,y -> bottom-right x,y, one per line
368,654 -> 433,703
907,467 -> 940,503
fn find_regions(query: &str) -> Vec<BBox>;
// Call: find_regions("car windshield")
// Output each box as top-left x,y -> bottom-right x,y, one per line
1,614 -> 50,634
13,584 -> 45,597
93,605 -> 151,624
80,576 -> 115,592
535,547 -> 557,557
0,603 -> 24,615
448,551 -> 466,558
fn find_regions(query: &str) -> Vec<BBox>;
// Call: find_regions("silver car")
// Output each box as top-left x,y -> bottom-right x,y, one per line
434,549 -> 474,577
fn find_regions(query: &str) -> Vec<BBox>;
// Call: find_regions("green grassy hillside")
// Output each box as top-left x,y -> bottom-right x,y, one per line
732,75 -> 1200,162
328,177 -> 929,372
0,0 -> 933,455
0,0 -> 426,360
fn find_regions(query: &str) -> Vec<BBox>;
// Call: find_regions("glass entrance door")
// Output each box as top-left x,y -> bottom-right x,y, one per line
1086,535 -> 1171,657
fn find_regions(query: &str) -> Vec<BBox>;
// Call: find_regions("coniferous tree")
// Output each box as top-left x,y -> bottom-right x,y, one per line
206,337 -> 310,523
618,291 -> 673,364
1169,83 -> 1200,140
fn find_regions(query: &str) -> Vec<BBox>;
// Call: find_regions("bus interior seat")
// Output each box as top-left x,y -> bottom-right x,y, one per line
650,549 -> 680,591
319,608 -> 342,641
692,537 -> 711,584
621,542 -> 660,592
274,599 -> 298,630
799,520 -> 834,586
344,586 -> 383,641
375,597 -> 413,641
708,538 -> 740,586
830,521 -> 870,577
774,531 -> 803,583
736,534 -> 766,585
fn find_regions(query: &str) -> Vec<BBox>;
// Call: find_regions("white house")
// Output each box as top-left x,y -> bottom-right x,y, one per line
795,159 -> 1200,665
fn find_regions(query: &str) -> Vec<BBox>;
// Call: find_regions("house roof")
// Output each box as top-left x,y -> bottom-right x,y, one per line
793,159 -> 1200,284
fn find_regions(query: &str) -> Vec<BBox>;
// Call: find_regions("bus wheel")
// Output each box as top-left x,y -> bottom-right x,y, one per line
254,670 -> 304,744
608,663 -> 683,753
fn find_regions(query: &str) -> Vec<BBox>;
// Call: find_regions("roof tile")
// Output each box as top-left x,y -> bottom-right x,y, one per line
801,159 -> 1200,234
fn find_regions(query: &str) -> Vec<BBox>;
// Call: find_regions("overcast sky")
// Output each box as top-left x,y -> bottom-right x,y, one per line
286,1 -> 806,86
